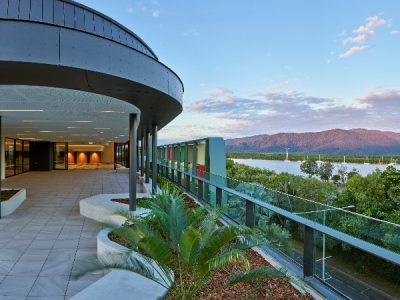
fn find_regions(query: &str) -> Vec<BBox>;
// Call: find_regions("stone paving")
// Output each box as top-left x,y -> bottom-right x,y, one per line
0,170 -> 129,299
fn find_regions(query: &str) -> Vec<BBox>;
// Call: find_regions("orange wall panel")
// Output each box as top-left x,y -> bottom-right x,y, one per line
77,152 -> 88,164
90,152 -> 101,164
68,152 -> 75,164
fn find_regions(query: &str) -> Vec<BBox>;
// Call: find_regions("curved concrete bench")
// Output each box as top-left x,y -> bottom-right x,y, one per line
70,269 -> 167,300
71,228 -> 172,300
1,188 -> 26,217
80,193 -> 150,226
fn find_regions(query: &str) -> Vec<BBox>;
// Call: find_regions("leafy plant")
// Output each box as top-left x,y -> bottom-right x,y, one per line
93,187 -> 288,299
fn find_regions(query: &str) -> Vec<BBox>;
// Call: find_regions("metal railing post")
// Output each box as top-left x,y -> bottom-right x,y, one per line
245,200 -> 255,228
185,174 -> 191,192
198,179 -> 203,201
303,226 -> 315,278
216,187 -> 222,207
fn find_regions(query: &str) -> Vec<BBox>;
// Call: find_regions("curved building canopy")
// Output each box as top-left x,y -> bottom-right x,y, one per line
0,0 -> 184,140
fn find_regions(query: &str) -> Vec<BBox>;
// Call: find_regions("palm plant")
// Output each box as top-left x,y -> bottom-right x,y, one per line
77,187 -> 289,299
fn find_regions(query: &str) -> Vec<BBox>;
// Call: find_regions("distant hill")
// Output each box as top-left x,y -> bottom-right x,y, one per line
225,129 -> 400,155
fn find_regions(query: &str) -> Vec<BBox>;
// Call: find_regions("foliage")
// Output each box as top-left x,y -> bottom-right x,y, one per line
300,160 -> 319,178
332,174 -> 341,184
318,161 -> 334,181
104,187 -> 289,299
225,159 -> 400,292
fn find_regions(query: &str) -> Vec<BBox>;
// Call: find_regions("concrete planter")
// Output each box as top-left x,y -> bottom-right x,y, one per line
97,228 -> 173,286
71,228 -> 172,300
80,193 -> 151,226
1,188 -> 26,217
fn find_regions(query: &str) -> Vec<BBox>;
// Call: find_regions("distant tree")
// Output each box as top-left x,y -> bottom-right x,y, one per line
347,168 -> 359,180
332,174 -> 341,184
300,160 -> 318,178
318,161 -> 334,181
337,165 -> 348,183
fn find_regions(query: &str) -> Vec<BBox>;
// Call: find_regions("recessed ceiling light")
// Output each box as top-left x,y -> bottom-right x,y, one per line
67,127 -> 78,129
22,120 -> 50,123
0,109 -> 43,112
94,128 -> 111,130
99,132 -> 104,134
100,111 -> 125,113
40,130 -> 65,133
16,133 -> 31,136
119,135 -> 125,137
20,137 -> 36,140
69,121 -> 93,123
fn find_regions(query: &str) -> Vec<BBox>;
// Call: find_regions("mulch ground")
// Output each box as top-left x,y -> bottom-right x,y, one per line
196,250 -> 311,300
111,198 -> 146,205
0,190 -> 19,202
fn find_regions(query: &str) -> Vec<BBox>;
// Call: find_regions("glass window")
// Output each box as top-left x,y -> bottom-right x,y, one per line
5,138 -> 15,177
15,139 -> 23,175
23,141 -> 30,172
54,143 -> 68,170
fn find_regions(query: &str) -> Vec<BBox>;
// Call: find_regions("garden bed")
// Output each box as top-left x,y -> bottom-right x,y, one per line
1,188 -> 26,217
111,198 -> 146,205
194,250 -> 310,300
109,193 -> 312,300
1,189 -> 19,201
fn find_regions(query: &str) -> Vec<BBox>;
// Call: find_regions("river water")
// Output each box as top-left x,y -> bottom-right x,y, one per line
232,158 -> 393,177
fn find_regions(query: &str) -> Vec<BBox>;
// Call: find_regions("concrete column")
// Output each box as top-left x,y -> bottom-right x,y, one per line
145,131 -> 150,183
151,125 -> 158,194
129,114 -> 138,211
140,135 -> 144,177
136,138 -> 140,174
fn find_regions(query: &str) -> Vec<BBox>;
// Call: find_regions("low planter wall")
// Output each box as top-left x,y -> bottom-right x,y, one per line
80,193 -> 150,226
1,188 -> 26,217
97,228 -> 173,287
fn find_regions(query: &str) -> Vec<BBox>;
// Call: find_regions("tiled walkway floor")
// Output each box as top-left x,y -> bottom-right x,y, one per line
0,170 -> 129,299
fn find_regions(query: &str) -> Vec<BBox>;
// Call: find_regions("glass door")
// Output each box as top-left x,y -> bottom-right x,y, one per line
54,142 -> 68,170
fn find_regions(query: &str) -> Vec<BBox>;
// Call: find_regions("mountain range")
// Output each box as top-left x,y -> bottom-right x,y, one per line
225,129 -> 400,155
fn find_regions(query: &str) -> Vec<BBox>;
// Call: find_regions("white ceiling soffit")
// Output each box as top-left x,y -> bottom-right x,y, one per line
0,85 -> 140,143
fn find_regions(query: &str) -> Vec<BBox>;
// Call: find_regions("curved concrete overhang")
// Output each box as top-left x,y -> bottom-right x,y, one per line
0,0 -> 183,135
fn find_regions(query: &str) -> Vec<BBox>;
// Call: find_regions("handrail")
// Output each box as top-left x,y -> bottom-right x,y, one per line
159,159 -> 400,229
157,162 -> 400,266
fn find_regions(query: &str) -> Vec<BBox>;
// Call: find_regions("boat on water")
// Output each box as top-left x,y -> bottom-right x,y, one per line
284,148 -> 290,162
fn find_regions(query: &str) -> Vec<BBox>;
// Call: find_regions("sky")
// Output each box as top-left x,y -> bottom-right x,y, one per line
78,0 -> 400,144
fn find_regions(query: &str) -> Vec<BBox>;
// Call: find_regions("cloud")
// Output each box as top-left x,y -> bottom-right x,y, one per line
391,30 -> 400,35
127,7 -> 134,13
207,87 -> 233,98
180,87 -> 400,138
340,16 -> 388,58
339,45 -> 370,58
346,16 -> 387,44
152,10 -> 160,17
